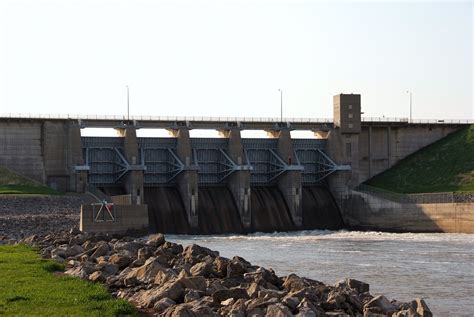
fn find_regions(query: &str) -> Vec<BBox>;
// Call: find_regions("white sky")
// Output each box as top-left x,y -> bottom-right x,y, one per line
0,0 -> 473,120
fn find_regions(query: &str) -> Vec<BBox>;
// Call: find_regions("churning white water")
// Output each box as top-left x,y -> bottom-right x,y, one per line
168,230 -> 474,316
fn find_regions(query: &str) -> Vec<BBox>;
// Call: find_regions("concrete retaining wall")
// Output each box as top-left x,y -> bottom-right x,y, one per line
342,190 -> 474,233
80,204 -> 149,234
0,122 -> 46,183
357,125 -> 459,183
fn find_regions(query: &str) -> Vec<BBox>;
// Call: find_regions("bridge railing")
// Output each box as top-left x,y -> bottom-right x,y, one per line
0,113 -> 472,124
0,112 -> 333,123
355,184 -> 456,204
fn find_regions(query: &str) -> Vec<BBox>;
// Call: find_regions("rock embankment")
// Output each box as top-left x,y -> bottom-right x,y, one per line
454,192 -> 474,203
0,195 -> 88,240
20,231 -> 433,317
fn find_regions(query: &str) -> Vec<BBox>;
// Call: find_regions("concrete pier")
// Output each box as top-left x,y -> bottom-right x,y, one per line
116,127 -> 145,205
219,128 -> 252,229
169,127 -> 199,229
268,129 -> 303,227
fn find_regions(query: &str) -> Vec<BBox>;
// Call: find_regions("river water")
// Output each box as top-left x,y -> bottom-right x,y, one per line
167,230 -> 474,316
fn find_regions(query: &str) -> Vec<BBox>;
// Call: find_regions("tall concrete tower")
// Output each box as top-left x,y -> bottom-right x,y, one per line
333,94 -> 361,134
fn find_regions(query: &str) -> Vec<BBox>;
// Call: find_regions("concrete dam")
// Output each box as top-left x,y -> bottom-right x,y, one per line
81,130 -> 345,234
0,94 -> 470,234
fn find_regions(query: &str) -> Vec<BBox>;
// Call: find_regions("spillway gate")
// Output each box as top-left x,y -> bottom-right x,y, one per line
82,136 -> 347,186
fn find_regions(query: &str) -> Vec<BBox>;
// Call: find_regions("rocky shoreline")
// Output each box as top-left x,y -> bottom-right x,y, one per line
0,195 -> 86,240
9,230 -> 432,317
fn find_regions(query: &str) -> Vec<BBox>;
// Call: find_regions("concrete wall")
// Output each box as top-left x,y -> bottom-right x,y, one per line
0,120 -> 85,192
341,190 -> 474,233
357,124 -> 459,183
80,204 -> 149,234
0,121 -> 46,183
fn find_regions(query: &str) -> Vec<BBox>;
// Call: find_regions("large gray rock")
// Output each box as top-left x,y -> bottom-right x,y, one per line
113,241 -> 142,256
213,288 -> 249,304
363,295 -> 397,316
141,279 -> 184,307
335,278 -> 369,294
183,244 -> 219,260
295,307 -> 317,317
226,258 -> 247,278
179,276 -> 207,292
51,246 -> 67,259
282,295 -> 300,311
147,233 -> 166,247
190,261 -> 213,277
265,304 -> 293,317
153,297 -> 176,313
138,247 -> 153,260
65,266 -> 88,279
91,241 -> 110,258
184,289 -> 202,303
66,244 -> 84,257
415,298 -> 433,317
89,271 -> 105,283
132,257 -> 168,284
109,254 -> 131,269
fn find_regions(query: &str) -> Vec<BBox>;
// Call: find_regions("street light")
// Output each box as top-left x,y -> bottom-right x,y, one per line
406,90 -> 412,123
278,89 -> 283,122
126,85 -> 130,121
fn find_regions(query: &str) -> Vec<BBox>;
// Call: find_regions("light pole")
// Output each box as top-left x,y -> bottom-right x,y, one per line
406,90 -> 412,123
126,85 -> 130,121
278,89 -> 283,122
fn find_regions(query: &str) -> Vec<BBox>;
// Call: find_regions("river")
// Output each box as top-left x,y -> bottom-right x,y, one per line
167,230 -> 474,316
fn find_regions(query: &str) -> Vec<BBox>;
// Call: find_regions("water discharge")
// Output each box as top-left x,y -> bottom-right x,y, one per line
198,186 -> 243,234
168,230 -> 474,316
250,186 -> 295,232
144,187 -> 190,234
302,186 -> 344,230
145,185 -> 344,234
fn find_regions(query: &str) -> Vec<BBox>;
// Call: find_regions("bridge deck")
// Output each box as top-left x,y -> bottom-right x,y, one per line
0,114 -> 471,130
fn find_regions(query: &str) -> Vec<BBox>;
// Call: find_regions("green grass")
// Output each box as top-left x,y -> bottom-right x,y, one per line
0,166 -> 61,195
0,245 -> 137,316
366,125 -> 474,193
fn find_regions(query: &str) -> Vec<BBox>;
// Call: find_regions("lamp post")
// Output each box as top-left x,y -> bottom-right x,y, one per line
406,90 -> 412,123
278,89 -> 283,122
126,85 -> 130,121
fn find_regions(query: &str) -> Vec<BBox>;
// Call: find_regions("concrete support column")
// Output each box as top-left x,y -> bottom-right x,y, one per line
67,122 -> 87,193
169,128 -> 199,228
219,129 -> 251,229
387,126 -> 391,168
368,126 -> 373,179
116,127 -> 144,205
326,129 -> 360,214
42,121 -> 69,191
268,129 -> 303,228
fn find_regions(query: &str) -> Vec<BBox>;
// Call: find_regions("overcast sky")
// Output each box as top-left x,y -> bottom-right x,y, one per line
0,0 -> 472,121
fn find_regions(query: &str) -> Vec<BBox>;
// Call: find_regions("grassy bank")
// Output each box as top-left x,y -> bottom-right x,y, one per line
366,125 -> 474,193
0,245 -> 136,316
0,166 -> 61,195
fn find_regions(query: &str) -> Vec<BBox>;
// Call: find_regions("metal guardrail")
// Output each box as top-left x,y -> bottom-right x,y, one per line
355,184 -> 455,204
0,112 -> 472,124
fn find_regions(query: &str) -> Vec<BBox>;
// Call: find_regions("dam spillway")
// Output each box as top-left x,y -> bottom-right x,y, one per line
144,187 -> 190,234
250,186 -> 295,232
144,185 -> 342,234
197,186 -> 244,234
302,186 -> 344,230
82,131 -> 348,233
